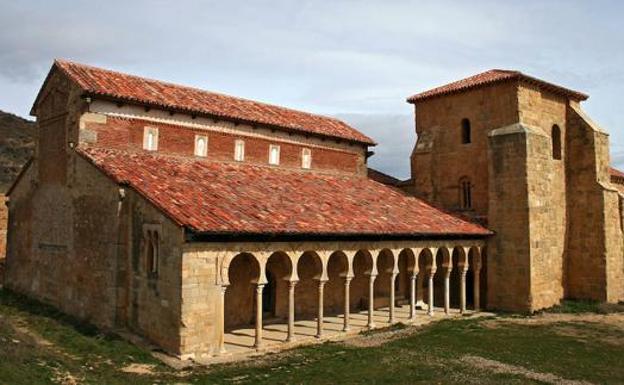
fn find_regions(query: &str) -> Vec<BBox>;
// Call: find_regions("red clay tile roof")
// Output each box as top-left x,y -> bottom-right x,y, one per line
610,167 -> 624,179
367,168 -> 402,186
77,146 -> 490,237
407,69 -> 588,103
47,59 -> 375,145
610,167 -> 624,187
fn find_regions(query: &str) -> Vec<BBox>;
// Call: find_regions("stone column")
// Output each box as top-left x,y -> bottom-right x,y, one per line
415,273 -> 423,306
254,284 -> 264,349
444,270 -> 451,315
343,277 -> 352,332
389,273 -> 397,323
218,285 -> 228,354
474,268 -> 481,312
316,280 -> 326,338
368,274 -> 377,329
409,273 -> 417,320
428,271 -> 435,316
460,269 -> 467,314
287,280 -> 297,342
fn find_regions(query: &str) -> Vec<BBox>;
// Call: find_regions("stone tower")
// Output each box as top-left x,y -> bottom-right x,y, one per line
407,70 -> 624,312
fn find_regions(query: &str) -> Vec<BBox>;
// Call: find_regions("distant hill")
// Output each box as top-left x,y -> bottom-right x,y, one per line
0,110 -> 36,193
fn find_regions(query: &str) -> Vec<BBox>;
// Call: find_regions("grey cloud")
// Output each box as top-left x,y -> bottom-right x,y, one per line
336,113 -> 414,179
0,0 -> 623,169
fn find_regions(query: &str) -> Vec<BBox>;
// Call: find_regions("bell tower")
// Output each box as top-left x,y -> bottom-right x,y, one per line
405,70 -> 621,312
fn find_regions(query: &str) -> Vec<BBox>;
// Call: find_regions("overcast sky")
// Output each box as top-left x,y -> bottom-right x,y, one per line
1,0 -> 623,179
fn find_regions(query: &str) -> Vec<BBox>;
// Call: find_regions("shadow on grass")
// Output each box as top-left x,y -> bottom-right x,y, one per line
541,299 -> 624,315
0,288 -> 104,337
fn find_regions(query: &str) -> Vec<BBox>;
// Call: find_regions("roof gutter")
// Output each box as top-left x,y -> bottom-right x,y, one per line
184,228 -> 493,243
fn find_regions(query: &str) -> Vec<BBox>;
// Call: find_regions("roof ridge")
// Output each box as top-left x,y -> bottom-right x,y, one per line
54,59 -> 352,128
406,68 -> 588,103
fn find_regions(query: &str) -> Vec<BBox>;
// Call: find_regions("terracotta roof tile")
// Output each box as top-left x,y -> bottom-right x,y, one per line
610,167 -> 624,179
77,146 -> 490,237
51,59 -> 375,145
367,168 -> 401,186
407,69 -> 588,103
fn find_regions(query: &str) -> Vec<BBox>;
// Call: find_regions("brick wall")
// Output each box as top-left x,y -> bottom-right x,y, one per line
85,116 -> 361,175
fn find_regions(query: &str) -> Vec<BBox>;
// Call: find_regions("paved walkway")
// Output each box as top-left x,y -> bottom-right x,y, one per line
197,304 -> 477,365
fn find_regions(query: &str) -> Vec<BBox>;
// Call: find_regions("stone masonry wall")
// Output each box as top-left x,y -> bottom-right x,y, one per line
120,188 -> 185,355
487,124 -> 532,311
5,68 -> 187,356
411,81 -> 519,217
566,103 -> 624,302
518,84 -> 567,311
6,150 -> 120,328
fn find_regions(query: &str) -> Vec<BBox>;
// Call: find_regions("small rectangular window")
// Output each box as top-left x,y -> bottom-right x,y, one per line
143,127 -> 159,151
194,135 -> 208,157
269,144 -> 280,165
301,148 -> 312,169
234,139 -> 245,161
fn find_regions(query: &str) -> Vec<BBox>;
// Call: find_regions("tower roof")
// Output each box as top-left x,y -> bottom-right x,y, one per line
407,69 -> 588,103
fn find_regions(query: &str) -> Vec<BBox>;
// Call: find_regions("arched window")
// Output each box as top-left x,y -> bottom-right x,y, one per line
143,127 -> 159,151
459,177 -> 472,209
552,125 -> 562,160
194,135 -> 208,157
301,148 -> 312,169
461,119 -> 471,144
234,139 -> 245,162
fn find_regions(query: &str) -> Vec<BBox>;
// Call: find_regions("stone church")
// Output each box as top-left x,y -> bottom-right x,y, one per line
4,60 -> 623,360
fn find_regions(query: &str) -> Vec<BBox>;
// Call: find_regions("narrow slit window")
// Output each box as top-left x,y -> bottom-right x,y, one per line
461,119 -> 471,144
301,148 -> 312,169
269,144 -> 280,165
460,177 -> 472,209
146,231 -> 159,275
552,125 -> 562,160
234,139 -> 245,162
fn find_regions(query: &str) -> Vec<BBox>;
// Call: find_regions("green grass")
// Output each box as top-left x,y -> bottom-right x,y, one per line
541,299 -> 624,314
1,288 -> 624,385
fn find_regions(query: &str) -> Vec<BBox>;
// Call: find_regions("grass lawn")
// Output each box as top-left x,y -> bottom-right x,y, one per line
1,289 -> 623,385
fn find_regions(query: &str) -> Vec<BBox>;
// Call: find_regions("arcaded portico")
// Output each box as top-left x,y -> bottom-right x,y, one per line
184,240 -> 485,357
